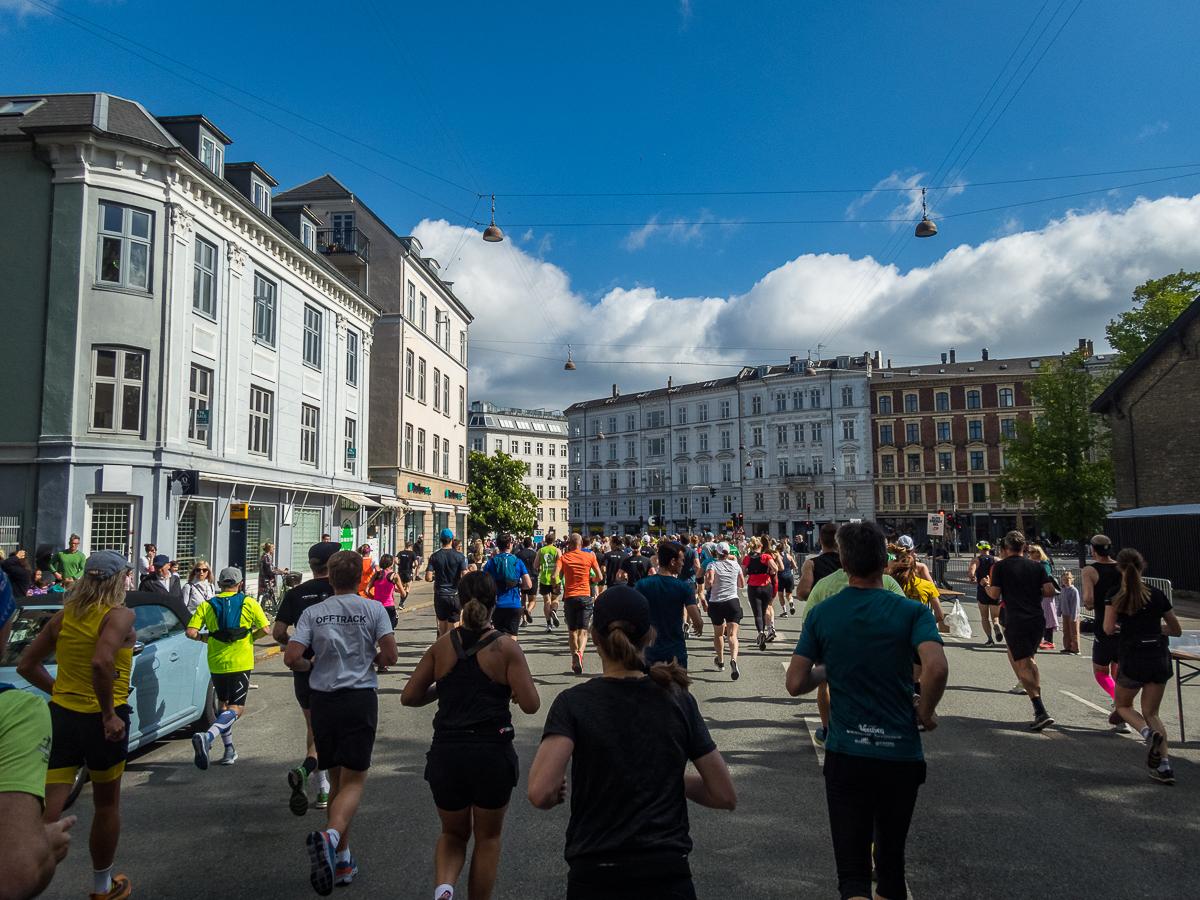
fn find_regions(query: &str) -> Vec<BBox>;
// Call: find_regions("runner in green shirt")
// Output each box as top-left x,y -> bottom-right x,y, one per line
536,541 -> 562,633
51,535 -> 86,581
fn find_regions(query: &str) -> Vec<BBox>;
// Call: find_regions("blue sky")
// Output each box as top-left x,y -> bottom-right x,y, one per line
5,1 -> 1200,408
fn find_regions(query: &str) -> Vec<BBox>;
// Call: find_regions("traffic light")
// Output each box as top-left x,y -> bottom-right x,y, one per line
709,486 -> 717,497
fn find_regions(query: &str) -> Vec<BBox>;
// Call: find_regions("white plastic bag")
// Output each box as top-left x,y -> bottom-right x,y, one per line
947,600 -> 972,639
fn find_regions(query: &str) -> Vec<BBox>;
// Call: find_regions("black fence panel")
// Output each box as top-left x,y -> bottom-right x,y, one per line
1103,513 -> 1200,592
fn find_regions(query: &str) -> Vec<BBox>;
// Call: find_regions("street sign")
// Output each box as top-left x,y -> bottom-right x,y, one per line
927,513 -> 945,536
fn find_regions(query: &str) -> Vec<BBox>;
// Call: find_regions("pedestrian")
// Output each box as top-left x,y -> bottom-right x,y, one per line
740,537 -> 779,650
786,522 -> 948,900
259,542 -> 287,598
139,554 -> 182,598
1104,549 -> 1182,785
366,554 -> 405,645
537,536 -> 563,633
1058,571 -> 1081,655
50,533 -> 86,583
633,541 -> 703,670
414,535 -> 425,569
482,534 -> 533,640
401,571 -> 540,900
968,542 -> 1002,646
182,560 -> 215,614
555,533 -> 604,674
426,529 -> 470,638
17,550 -> 137,900
983,531 -> 1057,730
137,544 -> 156,581
528,586 -> 737,900
933,541 -> 951,590
273,543 -> 340,817
1028,545 -> 1059,650
1082,535 -> 1124,722
2,549 -> 33,598
285,550 -> 398,894
704,542 -> 744,680
395,541 -> 418,606
186,567 -> 270,767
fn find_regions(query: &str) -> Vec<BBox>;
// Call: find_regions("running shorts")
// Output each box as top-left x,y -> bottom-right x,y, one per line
778,575 -> 795,592
311,687 -> 378,772
435,593 -> 462,623
492,607 -> 522,637
293,669 -> 313,710
567,851 -> 695,900
539,581 -> 562,597
564,596 -> 594,631
46,702 -> 131,784
211,671 -> 250,706
425,739 -> 518,811
707,600 -> 743,627
1005,618 -> 1044,662
1092,633 -> 1120,667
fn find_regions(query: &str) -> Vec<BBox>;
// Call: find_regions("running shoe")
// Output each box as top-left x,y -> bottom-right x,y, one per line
789,600 -> 796,615
288,765 -> 310,816
220,744 -> 238,765
1116,722 -> 1133,734
778,609 -> 789,619
192,732 -> 212,770
1008,683 -> 1027,695
1108,710 -> 1124,726
377,665 -> 390,674
544,624 -> 553,633
314,791 -> 329,809
1147,731 -> 1165,769
984,637 -> 995,647
307,830 -> 337,896
572,651 -> 583,674
334,857 -> 358,886
1150,765 -> 1175,785
550,610 -> 560,627
1039,641 -> 1055,650
715,657 -> 725,671
524,609 -> 533,624
757,632 -> 767,651
89,874 -> 132,900
813,727 -> 826,745
1030,711 -> 1055,731
436,890 -> 453,900
730,659 -> 740,680
766,628 -> 778,643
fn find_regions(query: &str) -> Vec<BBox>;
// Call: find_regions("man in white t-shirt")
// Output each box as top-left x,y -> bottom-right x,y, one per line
286,550 -> 397,896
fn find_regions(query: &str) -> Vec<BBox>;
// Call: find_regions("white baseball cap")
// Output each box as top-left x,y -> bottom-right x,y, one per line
897,535 -> 915,549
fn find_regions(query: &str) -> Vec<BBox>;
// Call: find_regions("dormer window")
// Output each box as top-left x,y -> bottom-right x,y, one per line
252,179 -> 270,214
200,136 -> 222,176
301,221 -> 316,251
0,99 -> 45,116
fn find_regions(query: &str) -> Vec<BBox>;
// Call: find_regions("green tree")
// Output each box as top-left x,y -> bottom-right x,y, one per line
466,450 -> 537,538
1105,270 -> 1198,369
999,350 -> 1114,564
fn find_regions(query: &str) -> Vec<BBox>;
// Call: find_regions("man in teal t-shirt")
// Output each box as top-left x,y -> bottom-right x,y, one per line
785,521 -> 947,900
51,534 -> 86,581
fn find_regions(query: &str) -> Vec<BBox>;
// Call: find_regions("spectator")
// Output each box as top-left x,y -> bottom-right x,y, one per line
259,543 -> 287,596
50,535 -> 86,583
2,550 -> 33,598
182,562 -> 215,614
139,555 -> 182,598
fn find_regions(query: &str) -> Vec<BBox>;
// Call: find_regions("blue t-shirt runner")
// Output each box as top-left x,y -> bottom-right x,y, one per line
483,553 -> 530,610
633,574 -> 699,668
794,586 -> 942,761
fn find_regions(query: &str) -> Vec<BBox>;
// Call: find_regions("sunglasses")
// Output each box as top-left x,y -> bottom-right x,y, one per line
198,567 -> 210,572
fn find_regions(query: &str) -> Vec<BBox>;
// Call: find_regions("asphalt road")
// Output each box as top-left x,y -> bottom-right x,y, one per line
39,575 -> 1200,900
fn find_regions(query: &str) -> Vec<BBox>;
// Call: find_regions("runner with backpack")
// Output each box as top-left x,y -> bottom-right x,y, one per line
483,535 -> 533,639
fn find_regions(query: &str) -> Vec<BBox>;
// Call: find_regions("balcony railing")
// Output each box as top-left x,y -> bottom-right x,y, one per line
317,228 -> 370,263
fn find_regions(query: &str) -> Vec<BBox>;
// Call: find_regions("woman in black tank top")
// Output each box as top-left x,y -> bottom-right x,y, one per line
402,571 -> 541,900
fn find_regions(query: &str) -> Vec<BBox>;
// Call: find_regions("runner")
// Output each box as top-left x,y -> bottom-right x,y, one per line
366,554 -> 405,644
401,571 -> 540,900
968,542 -> 1003,646
983,531 -> 1057,731
795,524 -> 842,606
515,537 -> 540,625
273,542 -> 340,817
741,537 -> 779,651
1082,535 -> 1124,720
777,541 -> 796,616
395,541 -> 419,608
285,550 -> 398,895
893,535 -> 933,581
634,541 -> 703,670
601,536 -> 626,591
617,539 -> 652,587
786,522 -> 947,900
426,529 -> 470,638
527,586 -> 737,899
186,567 -> 270,768
704,542 -> 745,680
482,534 -> 533,640
889,550 -> 946,706
554,533 -> 604,675
536,537 -> 563,633
356,544 -> 377,598
1104,548 -> 1182,785
16,550 -> 136,900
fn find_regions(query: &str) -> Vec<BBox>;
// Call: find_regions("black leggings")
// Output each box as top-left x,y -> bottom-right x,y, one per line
824,750 -> 926,900
747,584 -> 773,634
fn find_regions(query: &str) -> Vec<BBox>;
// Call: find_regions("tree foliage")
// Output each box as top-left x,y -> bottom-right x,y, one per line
466,450 -> 537,538
1105,270 -> 1198,369
999,350 -> 1113,550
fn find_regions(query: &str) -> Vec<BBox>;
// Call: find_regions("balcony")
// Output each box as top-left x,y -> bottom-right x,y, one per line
317,228 -> 370,263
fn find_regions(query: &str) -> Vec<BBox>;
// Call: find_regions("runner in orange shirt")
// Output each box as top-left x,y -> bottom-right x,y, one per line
357,544 -> 377,598
554,533 -> 604,674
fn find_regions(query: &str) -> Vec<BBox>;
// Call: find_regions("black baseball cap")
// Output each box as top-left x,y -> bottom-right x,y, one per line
308,542 -> 341,565
593,586 -> 651,641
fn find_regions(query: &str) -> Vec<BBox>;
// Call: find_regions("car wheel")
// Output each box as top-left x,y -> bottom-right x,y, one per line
63,767 -> 89,812
192,682 -> 217,733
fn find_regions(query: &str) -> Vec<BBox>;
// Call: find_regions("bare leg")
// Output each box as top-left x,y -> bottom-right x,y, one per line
467,805 -> 510,900
727,623 -> 739,661
89,778 -> 123,870
1008,652 -> 1041,698
977,604 -> 994,640
712,623 -> 725,664
1140,682 -> 1169,759
325,766 -> 368,852
817,682 -> 830,729
434,807 -> 472,891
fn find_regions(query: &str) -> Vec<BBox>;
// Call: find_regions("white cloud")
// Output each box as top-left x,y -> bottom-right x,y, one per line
621,210 -> 732,250
848,171 -> 965,227
414,192 -> 1200,411
1138,121 -> 1169,139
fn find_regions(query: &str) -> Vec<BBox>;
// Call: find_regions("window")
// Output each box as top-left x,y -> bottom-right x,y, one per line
252,180 -> 270,214
188,364 -> 212,445
404,350 -> 414,396
301,221 -> 316,251
814,490 -> 825,510
300,404 -> 320,465
200,136 -> 222,175
253,274 -> 276,345
678,467 -> 688,485
879,424 -> 893,444
753,461 -> 764,478
176,499 -> 214,575
842,455 -> 856,475
512,440 -> 521,455
90,348 -> 145,434
405,424 -> 414,468
1001,418 -> 1016,438
907,453 -> 921,473
909,485 -> 922,504
842,420 -> 855,440
443,375 -> 450,416
420,293 -> 428,332
698,432 -> 708,451
572,447 -> 581,463
549,443 -> 557,456
776,392 -> 787,412
700,495 -> 710,514
608,442 -> 617,460
192,237 -> 217,317
754,492 -> 764,511
973,483 -> 987,503
810,389 -> 821,408
936,392 -> 949,411
248,385 -> 272,456
999,388 -> 1014,408
472,438 -> 484,451
626,470 -> 635,488
967,390 -> 981,409
626,413 -> 637,430
968,419 -> 983,440
549,484 -> 556,499
98,202 -> 151,291
344,418 -> 356,473
778,426 -> 788,445
970,451 -> 984,470
699,463 -> 710,483
303,305 -> 323,369
904,394 -> 918,413
720,429 -> 731,450
698,403 -> 709,422
906,423 -> 920,443
878,395 -> 892,414
883,485 -> 896,504
536,442 -> 544,456
443,438 -> 450,476
330,211 -> 354,242
752,395 -> 762,414
525,441 -> 533,455
417,428 -> 426,470
793,390 -> 803,410
406,282 -> 416,321
779,459 -> 789,477
938,452 -> 952,471
627,440 -> 637,458
433,369 -> 441,411
811,422 -> 823,441
648,437 -> 665,456
720,400 -> 730,418
418,358 -> 426,403
460,330 -> 467,364
812,456 -> 824,475
881,454 -> 894,474
721,462 -> 732,482
677,406 -> 688,425
435,308 -> 443,347
723,494 -> 733,514
678,434 -> 688,453
841,386 -> 853,407
936,421 -> 951,441
345,329 -> 359,386
591,473 -> 600,490
648,410 -> 665,428
941,483 -> 954,504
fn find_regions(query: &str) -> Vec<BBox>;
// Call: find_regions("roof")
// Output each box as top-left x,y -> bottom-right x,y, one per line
274,173 -> 353,203
0,93 -> 178,147
872,355 -> 1052,381
1091,296 -> 1199,413
225,161 -> 279,187
155,113 -> 232,144
1108,503 -> 1200,518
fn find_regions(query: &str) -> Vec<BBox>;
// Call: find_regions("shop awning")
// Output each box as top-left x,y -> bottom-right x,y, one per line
199,472 -> 338,494
340,491 -> 381,508
375,497 -> 406,509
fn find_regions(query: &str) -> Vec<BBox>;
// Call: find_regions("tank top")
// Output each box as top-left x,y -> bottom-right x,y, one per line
811,552 -> 842,586
52,605 -> 132,714
432,629 -> 513,742
782,553 -> 794,574
373,575 -> 396,607
1091,562 -> 1121,631
975,554 -> 996,600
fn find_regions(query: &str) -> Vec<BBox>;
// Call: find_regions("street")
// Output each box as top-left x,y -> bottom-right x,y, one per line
40,575 -> 1200,900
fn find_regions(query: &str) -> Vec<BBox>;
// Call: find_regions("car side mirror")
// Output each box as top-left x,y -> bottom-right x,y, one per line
132,641 -> 145,657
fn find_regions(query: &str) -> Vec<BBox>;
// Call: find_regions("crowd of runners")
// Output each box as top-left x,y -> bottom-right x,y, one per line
0,519 -> 1185,900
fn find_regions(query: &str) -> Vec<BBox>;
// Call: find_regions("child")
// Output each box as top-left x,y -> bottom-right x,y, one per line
1058,571 -> 1081,655
28,571 -> 48,595
49,575 -> 70,596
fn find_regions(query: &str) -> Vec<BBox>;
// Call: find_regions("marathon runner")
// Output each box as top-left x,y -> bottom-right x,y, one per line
1082,534 -> 1125,726
426,529 -> 469,638
395,541 -> 418,607
273,542 -> 340,816
482,534 -> 533,640
704,542 -> 744,679
777,541 -> 797,616
536,536 -> 562,633
554,533 -> 603,674
616,539 -> 652,587
968,542 -> 1003,646
634,541 -> 703,670
742,537 -> 780,650
796,524 -> 846,744
17,550 -> 136,900
515,537 -> 540,625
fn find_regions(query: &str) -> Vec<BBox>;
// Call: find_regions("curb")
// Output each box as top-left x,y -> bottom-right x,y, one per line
254,600 -> 434,661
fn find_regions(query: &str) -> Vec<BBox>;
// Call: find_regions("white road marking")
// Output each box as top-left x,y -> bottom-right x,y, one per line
1060,690 -> 1110,715
804,716 -> 826,767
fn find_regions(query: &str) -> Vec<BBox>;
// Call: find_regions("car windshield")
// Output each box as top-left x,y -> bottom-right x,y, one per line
1,607 -> 58,667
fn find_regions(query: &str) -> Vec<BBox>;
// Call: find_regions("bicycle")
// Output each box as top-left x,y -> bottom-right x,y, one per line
257,580 -> 281,618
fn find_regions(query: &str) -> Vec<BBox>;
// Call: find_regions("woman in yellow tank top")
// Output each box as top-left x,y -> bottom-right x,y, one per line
17,549 -> 137,900
887,550 -> 945,714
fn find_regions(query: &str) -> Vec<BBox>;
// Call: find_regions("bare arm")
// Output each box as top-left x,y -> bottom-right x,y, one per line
1164,609 -> 1183,638
15,613 -> 63,696
785,653 -> 825,696
505,641 -> 541,714
1081,567 -> 1097,610
284,640 -> 313,672
528,733 -> 573,809
400,643 -> 440,707
796,559 -> 816,602
683,748 -> 737,810
686,603 -> 704,637
1103,605 -> 1118,635
520,573 -> 533,591
915,640 -> 948,732
0,793 -> 75,900
374,632 -> 398,669
93,608 -> 135,742
1041,581 -> 1056,598
272,619 -> 291,647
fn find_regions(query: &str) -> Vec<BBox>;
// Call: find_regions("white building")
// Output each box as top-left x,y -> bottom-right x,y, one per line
565,356 -> 875,541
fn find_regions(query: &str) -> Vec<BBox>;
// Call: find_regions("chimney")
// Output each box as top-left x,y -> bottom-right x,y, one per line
1078,338 -> 1087,350
612,384 -> 619,398
668,376 -> 673,389
790,355 -> 798,364
1087,340 -> 1094,357
981,348 -> 989,361
873,350 -> 882,369
949,348 -> 956,363
940,353 -> 947,364
887,358 -> 892,368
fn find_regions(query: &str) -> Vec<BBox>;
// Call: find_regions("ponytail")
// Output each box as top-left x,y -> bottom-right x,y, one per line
457,570 -> 497,631
461,598 -> 491,631
1112,548 -> 1150,616
594,622 -> 692,694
